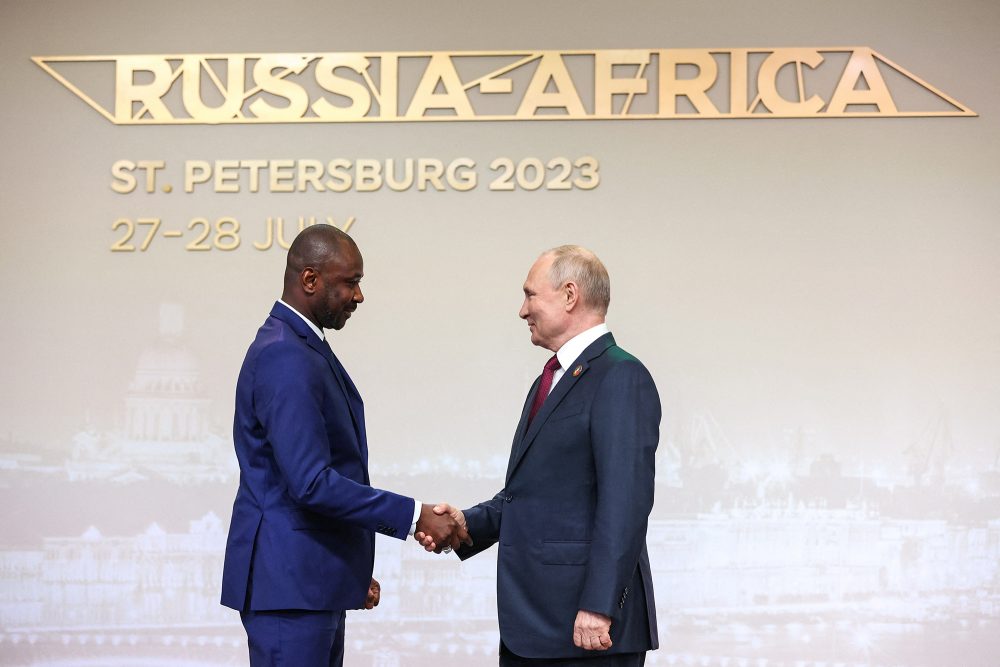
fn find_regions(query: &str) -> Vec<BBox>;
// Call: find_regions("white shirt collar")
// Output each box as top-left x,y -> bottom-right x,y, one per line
555,323 -> 609,374
278,299 -> 325,341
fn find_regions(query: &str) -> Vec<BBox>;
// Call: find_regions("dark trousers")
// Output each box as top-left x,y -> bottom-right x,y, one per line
500,640 -> 645,667
241,608 -> 345,667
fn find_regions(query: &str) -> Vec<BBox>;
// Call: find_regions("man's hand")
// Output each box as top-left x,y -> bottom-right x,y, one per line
573,609 -> 612,651
414,503 -> 471,552
414,503 -> 471,553
365,578 -> 380,610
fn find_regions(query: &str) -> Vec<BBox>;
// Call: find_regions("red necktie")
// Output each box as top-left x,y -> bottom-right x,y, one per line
527,355 -> 561,424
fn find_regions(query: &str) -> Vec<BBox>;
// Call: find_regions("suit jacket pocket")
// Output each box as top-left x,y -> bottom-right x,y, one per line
541,539 -> 591,565
548,402 -> 585,422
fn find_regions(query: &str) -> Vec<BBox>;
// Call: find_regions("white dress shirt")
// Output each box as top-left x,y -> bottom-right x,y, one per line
278,298 -> 325,340
549,323 -> 610,395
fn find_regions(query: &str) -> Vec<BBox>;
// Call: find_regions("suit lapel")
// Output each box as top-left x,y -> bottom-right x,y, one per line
506,377 -> 540,476
325,350 -> 368,465
270,303 -> 368,468
506,333 -> 616,484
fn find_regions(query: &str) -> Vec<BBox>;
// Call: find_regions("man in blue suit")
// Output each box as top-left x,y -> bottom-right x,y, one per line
429,245 -> 660,666
221,224 -> 467,666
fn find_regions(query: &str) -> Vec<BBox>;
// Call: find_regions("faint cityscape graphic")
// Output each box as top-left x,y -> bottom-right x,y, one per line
0,305 -> 997,666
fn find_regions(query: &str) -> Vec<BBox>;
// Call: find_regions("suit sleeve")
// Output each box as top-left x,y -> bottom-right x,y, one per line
254,342 -> 414,538
577,360 -> 660,617
456,491 -> 506,560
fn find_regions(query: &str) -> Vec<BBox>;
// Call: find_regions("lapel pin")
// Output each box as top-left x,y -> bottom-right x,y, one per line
572,365 -> 584,377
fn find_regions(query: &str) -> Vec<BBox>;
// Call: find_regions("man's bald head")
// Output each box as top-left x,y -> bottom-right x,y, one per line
282,224 -> 365,331
284,224 -> 357,286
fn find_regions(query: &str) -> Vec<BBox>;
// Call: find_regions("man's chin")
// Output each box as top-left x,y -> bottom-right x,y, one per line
330,312 -> 354,330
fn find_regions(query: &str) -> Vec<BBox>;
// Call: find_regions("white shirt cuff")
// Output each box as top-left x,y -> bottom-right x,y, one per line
408,500 -> 422,537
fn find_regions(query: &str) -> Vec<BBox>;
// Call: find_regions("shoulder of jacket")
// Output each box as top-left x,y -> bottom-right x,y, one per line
599,344 -> 641,366
249,327 -> 313,366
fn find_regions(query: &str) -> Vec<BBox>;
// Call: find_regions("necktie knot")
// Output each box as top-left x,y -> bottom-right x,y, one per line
544,355 -> 561,372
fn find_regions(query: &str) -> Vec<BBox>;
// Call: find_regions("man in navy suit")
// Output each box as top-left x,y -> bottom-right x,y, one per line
221,224 -> 467,666
429,245 -> 660,665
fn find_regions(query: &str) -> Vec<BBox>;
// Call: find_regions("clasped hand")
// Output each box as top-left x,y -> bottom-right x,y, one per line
574,609 -> 612,650
414,503 -> 471,553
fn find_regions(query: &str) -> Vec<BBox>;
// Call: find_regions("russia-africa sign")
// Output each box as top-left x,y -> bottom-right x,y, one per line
34,48 -> 974,124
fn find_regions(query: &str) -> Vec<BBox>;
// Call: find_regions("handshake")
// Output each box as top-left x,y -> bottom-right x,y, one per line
414,503 -> 471,554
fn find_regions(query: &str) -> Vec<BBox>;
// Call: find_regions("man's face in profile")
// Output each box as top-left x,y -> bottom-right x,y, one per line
315,243 -> 365,331
519,254 -> 570,352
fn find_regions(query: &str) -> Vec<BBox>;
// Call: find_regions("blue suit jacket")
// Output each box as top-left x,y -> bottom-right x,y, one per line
221,302 -> 414,612
458,333 -> 660,658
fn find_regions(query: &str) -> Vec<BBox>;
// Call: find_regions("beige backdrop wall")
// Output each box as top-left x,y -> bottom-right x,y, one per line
1,1 -> 998,665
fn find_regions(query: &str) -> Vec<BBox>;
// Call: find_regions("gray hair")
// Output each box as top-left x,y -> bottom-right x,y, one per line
545,245 -> 610,316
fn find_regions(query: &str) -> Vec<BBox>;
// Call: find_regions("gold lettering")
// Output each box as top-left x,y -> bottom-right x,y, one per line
115,56 -> 174,122
297,159 -> 326,192
659,49 -> 719,116
756,49 -> 825,115
417,158 -> 445,191
594,50 -> 650,116
312,55 -> 373,120
185,160 -> 211,192
384,158 -> 414,191
214,160 -> 241,193
517,54 -> 586,118
275,217 -> 296,250
405,54 -> 474,118
476,66 -> 515,94
111,160 -> 137,194
355,159 -> 383,192
325,159 -> 353,193
35,49 -> 971,124
447,158 -> 477,192
248,55 -> 310,121
729,50 -> 749,115
375,54 -> 399,120
255,217 -> 274,250
137,160 -> 165,193
269,159 -> 296,193
181,57 -> 245,123
330,216 -> 356,233
827,48 -> 898,114
244,159 -> 268,193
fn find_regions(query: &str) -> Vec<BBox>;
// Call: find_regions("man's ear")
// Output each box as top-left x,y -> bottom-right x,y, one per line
563,281 -> 580,311
300,267 -> 320,295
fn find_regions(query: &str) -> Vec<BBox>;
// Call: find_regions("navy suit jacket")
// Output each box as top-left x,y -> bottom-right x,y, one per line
458,333 -> 660,658
221,302 -> 414,612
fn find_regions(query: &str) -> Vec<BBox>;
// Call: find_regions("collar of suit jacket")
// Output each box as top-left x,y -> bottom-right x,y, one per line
275,299 -> 325,341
